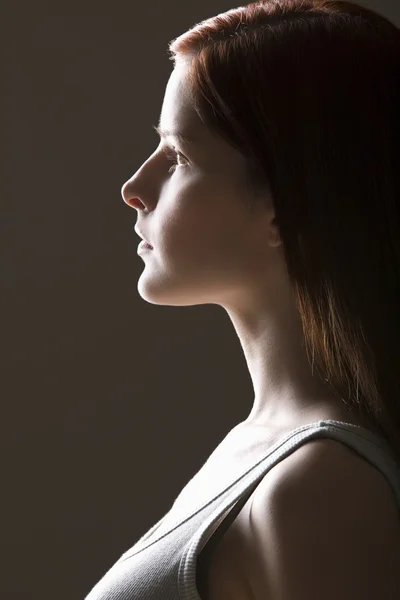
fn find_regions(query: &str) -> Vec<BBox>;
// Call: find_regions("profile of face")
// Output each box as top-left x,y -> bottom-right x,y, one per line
121,62 -> 283,312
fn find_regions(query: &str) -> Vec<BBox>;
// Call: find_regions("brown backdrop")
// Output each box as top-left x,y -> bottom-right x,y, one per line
2,1 -> 398,598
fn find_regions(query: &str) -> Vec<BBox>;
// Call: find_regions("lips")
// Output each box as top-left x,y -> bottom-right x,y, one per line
134,226 -> 153,248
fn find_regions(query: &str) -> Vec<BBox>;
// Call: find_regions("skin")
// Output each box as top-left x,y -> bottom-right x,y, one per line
121,65 -> 398,600
121,61 -> 363,433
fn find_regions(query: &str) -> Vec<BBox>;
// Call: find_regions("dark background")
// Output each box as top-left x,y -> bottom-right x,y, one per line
2,1 -> 398,598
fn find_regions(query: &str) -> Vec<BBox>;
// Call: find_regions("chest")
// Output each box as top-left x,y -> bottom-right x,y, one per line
192,426 -> 300,599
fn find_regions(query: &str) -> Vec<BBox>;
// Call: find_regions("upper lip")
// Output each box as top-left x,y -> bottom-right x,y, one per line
134,227 -> 152,246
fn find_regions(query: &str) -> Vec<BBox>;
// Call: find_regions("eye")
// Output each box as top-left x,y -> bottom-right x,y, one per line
161,146 -> 188,174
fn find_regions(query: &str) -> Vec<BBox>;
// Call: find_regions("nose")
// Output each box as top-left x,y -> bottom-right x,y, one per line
121,181 -> 131,205
121,182 -> 140,209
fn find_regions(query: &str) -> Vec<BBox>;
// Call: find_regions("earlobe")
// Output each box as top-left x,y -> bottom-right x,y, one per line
269,224 -> 282,248
269,235 -> 282,248
259,212 -> 282,248
265,213 -> 281,248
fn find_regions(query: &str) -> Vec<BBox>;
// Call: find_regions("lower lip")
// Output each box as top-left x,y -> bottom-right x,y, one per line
138,240 -> 154,253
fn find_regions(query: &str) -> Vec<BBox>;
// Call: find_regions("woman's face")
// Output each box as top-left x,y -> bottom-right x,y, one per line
121,63 -> 280,310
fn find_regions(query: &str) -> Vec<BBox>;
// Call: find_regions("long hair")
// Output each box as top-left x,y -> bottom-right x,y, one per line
168,1 -> 400,461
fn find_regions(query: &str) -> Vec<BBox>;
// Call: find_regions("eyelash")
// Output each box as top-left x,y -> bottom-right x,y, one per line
161,147 -> 188,174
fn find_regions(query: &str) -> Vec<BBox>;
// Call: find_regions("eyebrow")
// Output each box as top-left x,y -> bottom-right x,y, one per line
152,123 -> 195,147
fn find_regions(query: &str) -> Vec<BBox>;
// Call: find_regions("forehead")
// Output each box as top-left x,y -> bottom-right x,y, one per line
153,123 -> 197,147
157,67 -> 211,147
157,66 -> 248,178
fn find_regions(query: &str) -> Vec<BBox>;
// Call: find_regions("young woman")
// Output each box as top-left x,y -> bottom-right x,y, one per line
87,1 -> 400,598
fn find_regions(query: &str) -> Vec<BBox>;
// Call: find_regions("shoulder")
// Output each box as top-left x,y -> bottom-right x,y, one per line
238,438 -> 400,600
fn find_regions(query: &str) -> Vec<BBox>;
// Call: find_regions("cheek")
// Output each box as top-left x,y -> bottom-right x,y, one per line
158,179 -> 248,256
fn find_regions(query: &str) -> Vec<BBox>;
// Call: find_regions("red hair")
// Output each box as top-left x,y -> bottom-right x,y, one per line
168,1 -> 400,459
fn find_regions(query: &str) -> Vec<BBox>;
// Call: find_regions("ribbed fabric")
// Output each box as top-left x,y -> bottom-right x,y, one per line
84,419 -> 400,600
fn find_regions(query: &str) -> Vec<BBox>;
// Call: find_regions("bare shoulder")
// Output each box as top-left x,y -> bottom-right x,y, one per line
238,438 -> 400,600
262,437 -> 399,508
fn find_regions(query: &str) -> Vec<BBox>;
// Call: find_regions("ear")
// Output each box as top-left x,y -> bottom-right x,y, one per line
268,216 -> 282,248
